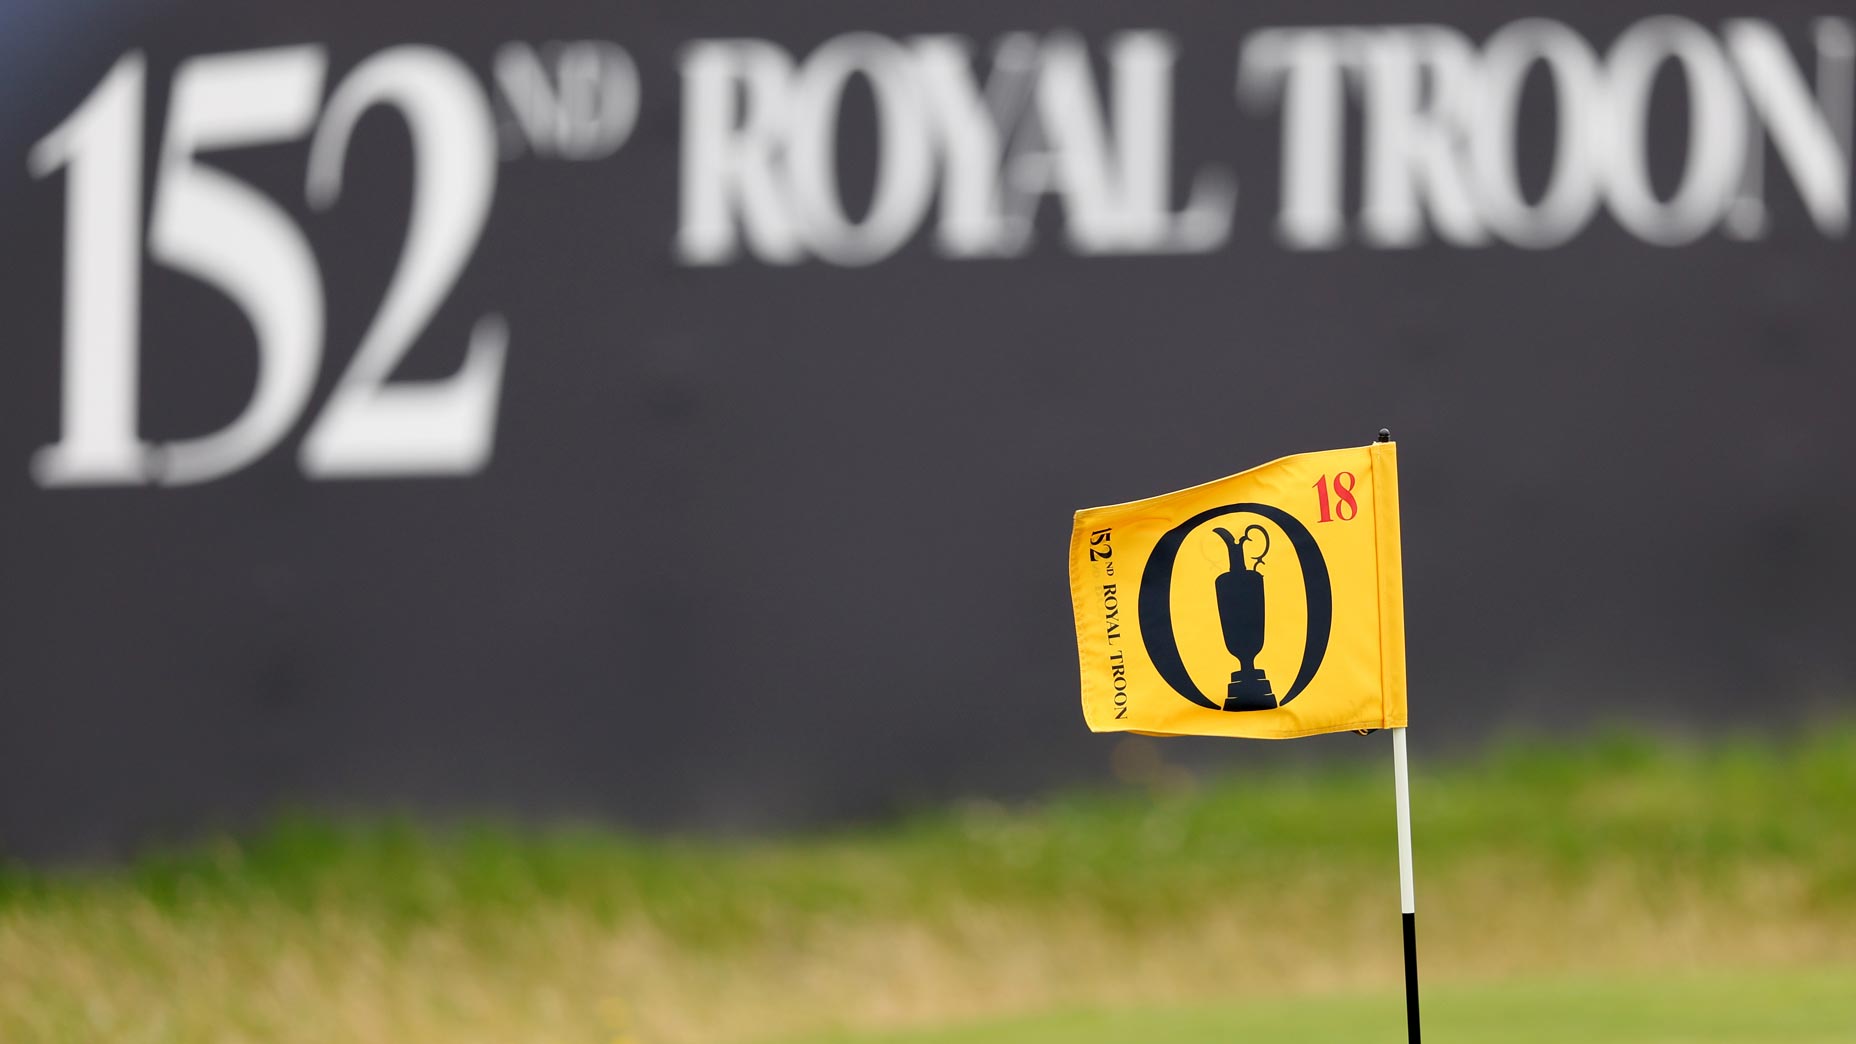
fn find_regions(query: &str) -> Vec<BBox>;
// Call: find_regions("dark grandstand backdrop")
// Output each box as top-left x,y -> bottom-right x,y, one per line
3,0 -> 1853,857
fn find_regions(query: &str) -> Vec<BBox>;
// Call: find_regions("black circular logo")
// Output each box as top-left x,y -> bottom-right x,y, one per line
1136,503 -> 1333,711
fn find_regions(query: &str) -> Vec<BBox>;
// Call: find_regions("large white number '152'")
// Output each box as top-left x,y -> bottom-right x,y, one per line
27,45 -> 505,486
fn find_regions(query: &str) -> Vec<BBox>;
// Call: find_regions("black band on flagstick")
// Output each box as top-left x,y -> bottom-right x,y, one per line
1403,911 -> 1421,1043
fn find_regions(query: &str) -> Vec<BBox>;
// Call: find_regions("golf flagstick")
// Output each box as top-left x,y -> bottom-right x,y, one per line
1393,726 -> 1421,1043
1067,430 -> 1415,1034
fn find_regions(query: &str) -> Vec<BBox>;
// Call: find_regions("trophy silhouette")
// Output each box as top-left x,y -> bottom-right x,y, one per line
1213,525 -> 1277,711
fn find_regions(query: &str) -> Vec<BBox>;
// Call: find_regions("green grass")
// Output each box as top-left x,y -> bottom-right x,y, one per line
2,726 -> 1854,1043
9,726 -> 1853,931
801,969 -> 1856,1044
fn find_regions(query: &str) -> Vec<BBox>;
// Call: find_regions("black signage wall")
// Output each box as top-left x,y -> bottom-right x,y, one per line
3,0 -> 1852,857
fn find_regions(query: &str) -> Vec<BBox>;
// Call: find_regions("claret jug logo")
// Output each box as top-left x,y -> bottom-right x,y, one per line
1137,504 -> 1332,712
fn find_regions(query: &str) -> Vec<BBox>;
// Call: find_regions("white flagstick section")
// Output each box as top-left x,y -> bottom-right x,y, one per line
1393,727 -> 1415,914
1393,726 -> 1421,1043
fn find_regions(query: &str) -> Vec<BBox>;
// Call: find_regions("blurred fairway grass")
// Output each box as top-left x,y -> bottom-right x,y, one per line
2,727 -> 1854,1043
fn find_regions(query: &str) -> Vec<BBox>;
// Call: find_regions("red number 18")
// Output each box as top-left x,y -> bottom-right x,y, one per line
1314,472 -> 1357,523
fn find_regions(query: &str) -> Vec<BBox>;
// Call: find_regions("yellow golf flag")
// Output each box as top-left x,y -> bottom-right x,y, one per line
1069,439 -> 1406,739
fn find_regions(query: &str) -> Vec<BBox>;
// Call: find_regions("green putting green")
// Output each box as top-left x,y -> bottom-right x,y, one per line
802,969 -> 1856,1044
